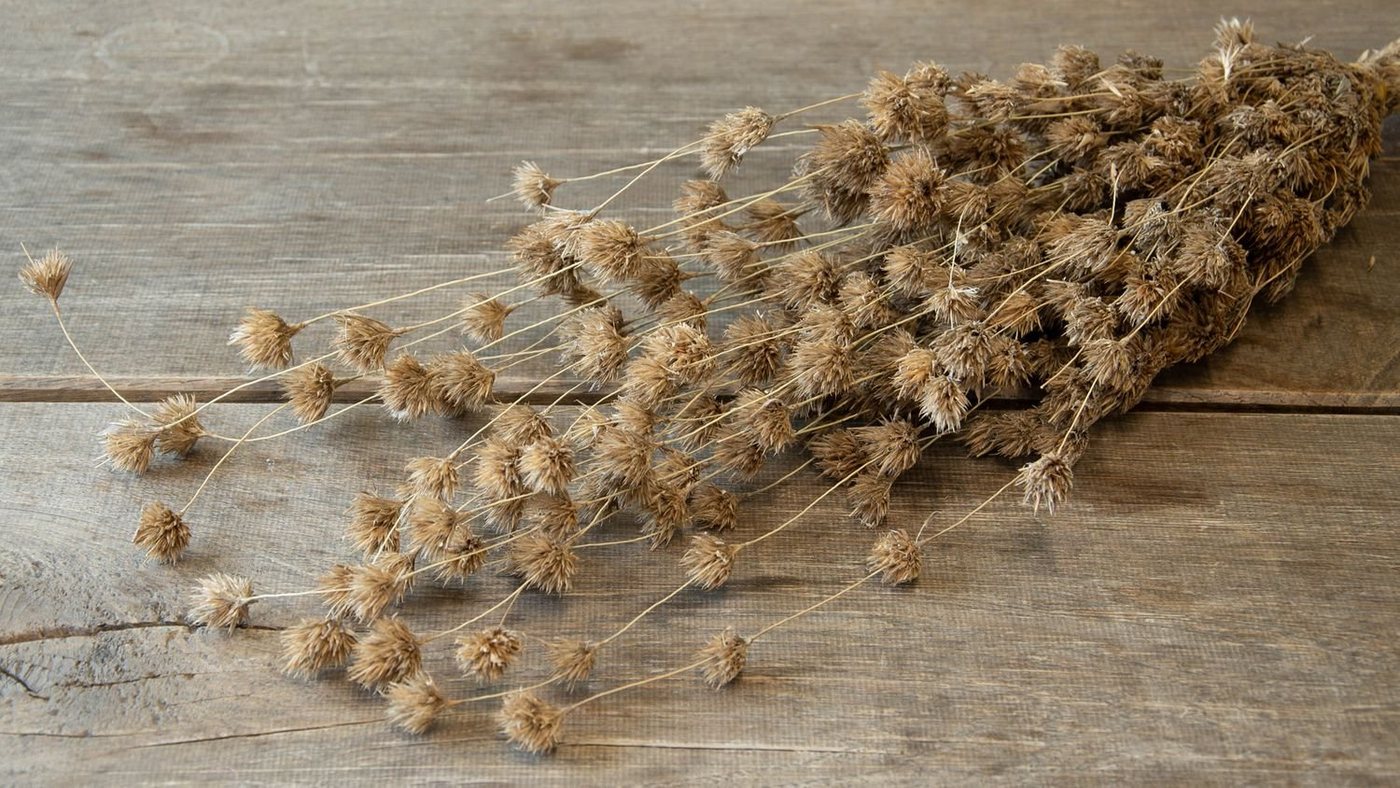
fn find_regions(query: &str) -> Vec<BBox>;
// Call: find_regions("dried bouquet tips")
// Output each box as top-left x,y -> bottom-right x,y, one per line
703,106 -> 774,179
347,491 -> 403,556
380,353 -> 438,421
386,673 -> 450,734
1018,451 -> 1075,513
456,626 -> 524,683
333,313 -> 402,372
867,528 -> 922,585
462,292 -> 517,343
228,308 -> 303,370
133,501 -> 190,563
19,248 -> 72,302
282,362 -> 338,424
681,533 -> 740,590
428,350 -> 496,414
188,573 -> 253,629
548,639 -> 599,687
509,533 -> 579,594
281,616 -> 358,678
151,394 -> 206,456
347,616 -> 423,690
511,161 -> 562,212
102,419 -> 157,474
403,456 -> 459,501
697,628 -> 749,688
499,691 -> 565,754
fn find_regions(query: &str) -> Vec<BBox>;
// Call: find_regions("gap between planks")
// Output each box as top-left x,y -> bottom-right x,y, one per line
0,375 -> 1396,414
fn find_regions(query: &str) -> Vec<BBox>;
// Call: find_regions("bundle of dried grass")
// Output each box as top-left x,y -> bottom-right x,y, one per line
21,22 -> 1399,754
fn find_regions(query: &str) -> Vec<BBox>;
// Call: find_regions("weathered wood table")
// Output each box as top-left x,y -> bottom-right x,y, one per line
2,2 -> 1397,783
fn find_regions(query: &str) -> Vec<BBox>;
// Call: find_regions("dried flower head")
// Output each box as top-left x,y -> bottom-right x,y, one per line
380,353 -> 438,421
20,248 -> 72,302
682,533 -> 740,590
386,673 -> 450,735
407,496 -> 460,555
317,563 -> 357,617
548,638 -> 599,688
133,500 -> 190,563
496,403 -> 554,445
281,616 -> 358,678
703,106 -> 774,179
346,491 -> 402,556
499,691 -> 565,754
281,362 -> 338,424
688,483 -> 739,531
576,219 -> 645,284
228,308 -> 303,369
509,533 -> 578,594
149,393 -> 206,457
519,435 -> 575,496
864,62 -> 950,142
102,419 -> 157,474
868,528 -> 922,585
348,616 -> 423,690
511,161 -> 561,212
460,292 -> 516,343
697,628 -> 749,688
456,626 -> 524,683
868,146 -> 946,235
403,456 -> 459,501
1018,451 -> 1075,512
345,555 -> 414,621
188,572 -> 253,629
428,350 -> 495,415
333,313 -> 402,372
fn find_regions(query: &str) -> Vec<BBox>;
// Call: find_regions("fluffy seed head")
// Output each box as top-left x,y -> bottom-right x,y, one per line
103,419 -> 157,474
20,248 -> 72,302
1018,451 -> 1075,512
345,555 -> 414,621
868,147 -> 946,235
509,533 -> 578,594
461,293 -> 516,343
688,483 -> 739,531
499,691 -> 565,754
868,528 -> 922,584
456,626 -> 524,683
281,616 -> 358,678
576,219 -> 645,284
333,313 -> 401,372
133,501 -> 190,563
519,435 -> 575,496
347,491 -> 402,556
386,673 -> 449,735
347,616 -> 422,690
428,350 -> 495,415
511,161 -> 561,212
380,353 -> 438,421
702,106 -> 774,179
403,456 -> 459,501
682,533 -> 739,590
228,308 -> 302,370
281,362 -> 338,424
864,64 -> 951,142
697,628 -> 749,688
188,572 -> 253,629
548,639 -> 599,687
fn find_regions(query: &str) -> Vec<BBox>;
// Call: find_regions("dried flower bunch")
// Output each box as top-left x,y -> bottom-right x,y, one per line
22,23 -> 1399,754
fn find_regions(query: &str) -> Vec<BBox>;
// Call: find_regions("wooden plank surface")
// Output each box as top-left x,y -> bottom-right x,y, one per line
1,405 -> 1397,783
1,0 -> 1398,784
0,1 -> 1397,407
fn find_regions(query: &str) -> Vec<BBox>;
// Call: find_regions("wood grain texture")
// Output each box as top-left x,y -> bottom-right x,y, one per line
1,405 -> 1398,783
2,0 -> 1399,783
0,0 -> 1396,406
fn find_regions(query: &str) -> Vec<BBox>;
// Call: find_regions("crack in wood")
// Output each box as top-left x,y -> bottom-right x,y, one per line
0,620 -> 281,647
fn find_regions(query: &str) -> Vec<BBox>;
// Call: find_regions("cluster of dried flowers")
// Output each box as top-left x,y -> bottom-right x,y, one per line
22,23 -> 1398,754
